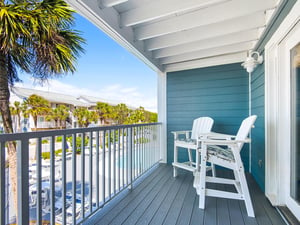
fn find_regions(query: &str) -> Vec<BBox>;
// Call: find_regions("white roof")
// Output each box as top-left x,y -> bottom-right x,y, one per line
79,95 -> 136,109
11,87 -> 90,107
66,0 -> 280,73
79,95 -> 120,105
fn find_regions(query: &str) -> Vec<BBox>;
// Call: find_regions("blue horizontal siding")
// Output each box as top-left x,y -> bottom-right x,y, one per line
167,63 -> 250,170
251,63 -> 265,191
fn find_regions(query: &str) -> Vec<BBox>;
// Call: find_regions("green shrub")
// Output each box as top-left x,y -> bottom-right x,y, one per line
56,136 -> 63,142
67,135 -> 89,154
55,149 -> 62,156
41,152 -> 50,160
42,139 -> 49,144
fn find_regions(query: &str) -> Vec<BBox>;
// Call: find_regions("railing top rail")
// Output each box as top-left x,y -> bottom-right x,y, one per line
0,122 -> 162,141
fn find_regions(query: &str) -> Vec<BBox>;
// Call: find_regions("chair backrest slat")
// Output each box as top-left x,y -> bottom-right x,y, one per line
235,115 -> 257,150
191,117 -> 214,140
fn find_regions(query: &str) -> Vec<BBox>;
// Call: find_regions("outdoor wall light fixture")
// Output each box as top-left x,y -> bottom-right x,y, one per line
242,51 -> 263,73
242,50 -> 263,174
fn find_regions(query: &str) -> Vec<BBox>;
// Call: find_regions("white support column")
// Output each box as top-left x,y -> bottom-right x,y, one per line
157,72 -> 167,163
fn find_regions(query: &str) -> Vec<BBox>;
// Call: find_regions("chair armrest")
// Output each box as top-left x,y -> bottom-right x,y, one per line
171,130 -> 192,135
171,130 -> 192,140
203,132 -> 236,140
199,138 -> 251,146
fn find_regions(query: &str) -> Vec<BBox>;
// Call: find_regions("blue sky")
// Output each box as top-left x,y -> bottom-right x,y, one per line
17,13 -> 157,112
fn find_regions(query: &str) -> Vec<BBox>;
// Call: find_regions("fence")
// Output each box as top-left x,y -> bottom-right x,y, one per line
0,123 -> 162,225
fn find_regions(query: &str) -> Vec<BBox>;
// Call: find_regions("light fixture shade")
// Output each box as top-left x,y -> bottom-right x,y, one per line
242,51 -> 263,73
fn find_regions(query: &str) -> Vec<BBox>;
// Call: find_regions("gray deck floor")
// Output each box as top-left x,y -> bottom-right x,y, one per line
88,164 -> 285,225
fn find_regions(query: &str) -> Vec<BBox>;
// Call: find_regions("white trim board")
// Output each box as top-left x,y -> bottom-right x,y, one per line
265,0 -> 300,207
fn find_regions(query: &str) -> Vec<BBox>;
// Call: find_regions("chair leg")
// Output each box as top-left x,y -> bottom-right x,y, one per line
211,163 -> 216,177
198,148 -> 207,209
188,148 -> 193,166
173,167 -> 177,178
173,146 -> 178,177
237,168 -> 255,217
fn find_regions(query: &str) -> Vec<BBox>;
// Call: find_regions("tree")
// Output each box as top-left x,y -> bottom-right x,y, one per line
95,102 -> 112,125
129,106 -> 146,124
145,111 -> 158,123
46,104 -> 70,129
112,103 -> 131,125
25,94 -> 51,129
0,0 -> 84,214
10,101 -> 22,132
73,107 -> 99,128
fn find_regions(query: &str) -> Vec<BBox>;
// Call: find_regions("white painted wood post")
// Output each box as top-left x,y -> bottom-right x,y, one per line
157,72 -> 167,163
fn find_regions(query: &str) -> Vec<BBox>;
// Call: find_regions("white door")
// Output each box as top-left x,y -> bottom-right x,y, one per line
278,21 -> 300,220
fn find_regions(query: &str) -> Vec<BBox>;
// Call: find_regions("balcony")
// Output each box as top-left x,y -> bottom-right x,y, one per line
0,122 -> 286,225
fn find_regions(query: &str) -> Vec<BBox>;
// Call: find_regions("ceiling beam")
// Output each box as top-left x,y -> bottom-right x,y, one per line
135,0 -> 276,40
153,30 -> 259,58
146,12 -> 265,51
100,0 -> 128,8
120,0 -> 229,27
160,42 -> 255,65
164,52 -> 247,72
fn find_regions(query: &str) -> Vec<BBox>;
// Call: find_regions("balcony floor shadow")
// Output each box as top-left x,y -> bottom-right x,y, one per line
86,164 -> 285,225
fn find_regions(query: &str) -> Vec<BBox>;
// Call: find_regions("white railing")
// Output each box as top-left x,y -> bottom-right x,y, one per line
0,123 -> 162,225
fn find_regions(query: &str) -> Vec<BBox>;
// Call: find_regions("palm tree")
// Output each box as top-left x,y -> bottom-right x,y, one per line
95,102 -> 112,125
10,101 -> 22,132
0,0 -> 84,214
112,103 -> 131,125
129,106 -> 146,124
47,104 -> 70,129
73,107 -> 99,127
25,94 -> 51,129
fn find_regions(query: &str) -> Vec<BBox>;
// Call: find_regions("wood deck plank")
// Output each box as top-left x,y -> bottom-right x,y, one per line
189,191 -> 204,225
175,180 -> 197,225
149,174 -> 189,225
90,165 -> 286,225
135,173 -> 180,225
121,171 -> 174,225
162,174 -> 193,225
93,165 -> 170,224
109,167 -> 171,225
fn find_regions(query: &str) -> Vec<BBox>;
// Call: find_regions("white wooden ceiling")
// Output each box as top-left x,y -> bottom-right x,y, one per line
66,0 -> 280,73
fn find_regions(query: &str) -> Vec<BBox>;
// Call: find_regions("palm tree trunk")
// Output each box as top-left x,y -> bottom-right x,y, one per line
0,53 -> 18,218
17,114 -> 21,132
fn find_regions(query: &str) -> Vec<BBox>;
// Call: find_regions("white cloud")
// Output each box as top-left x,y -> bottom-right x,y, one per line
15,79 -> 157,112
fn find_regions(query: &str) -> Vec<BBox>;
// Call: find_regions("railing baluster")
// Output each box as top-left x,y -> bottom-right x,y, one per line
137,127 -> 139,177
62,135 -> 67,225
96,131 -> 100,208
122,128 -> 125,188
89,131 -> 93,213
50,136 -> 55,225
0,142 -> 6,225
108,130 -> 111,199
144,126 -> 146,172
118,128 -> 120,192
17,139 -> 29,225
113,130 -> 116,195
126,128 -> 129,186
36,137 -> 42,225
134,127 -> 137,179
102,130 -> 106,205
72,133 -> 77,224
128,127 -> 132,189
81,133 -> 85,219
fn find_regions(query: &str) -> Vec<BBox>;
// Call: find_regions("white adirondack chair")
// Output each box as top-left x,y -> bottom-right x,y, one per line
172,117 -> 214,177
194,115 -> 257,217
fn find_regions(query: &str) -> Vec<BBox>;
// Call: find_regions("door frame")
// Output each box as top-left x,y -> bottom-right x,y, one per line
265,0 -> 300,219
